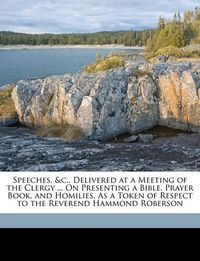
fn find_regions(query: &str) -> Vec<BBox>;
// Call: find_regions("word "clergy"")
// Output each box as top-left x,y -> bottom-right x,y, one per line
24,185 -> 55,191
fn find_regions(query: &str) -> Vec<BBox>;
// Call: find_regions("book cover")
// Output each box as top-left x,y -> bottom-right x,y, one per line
0,0 -> 200,228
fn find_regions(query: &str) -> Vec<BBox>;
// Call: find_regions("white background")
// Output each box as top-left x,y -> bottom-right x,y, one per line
0,171 -> 199,213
